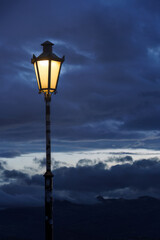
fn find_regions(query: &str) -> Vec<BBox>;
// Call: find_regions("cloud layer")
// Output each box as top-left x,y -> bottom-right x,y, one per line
0,157 -> 160,206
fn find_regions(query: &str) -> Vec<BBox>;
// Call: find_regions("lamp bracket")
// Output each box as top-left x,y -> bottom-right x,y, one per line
45,93 -> 51,102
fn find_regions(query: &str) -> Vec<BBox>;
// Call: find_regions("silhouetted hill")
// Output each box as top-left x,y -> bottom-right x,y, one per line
0,197 -> 160,240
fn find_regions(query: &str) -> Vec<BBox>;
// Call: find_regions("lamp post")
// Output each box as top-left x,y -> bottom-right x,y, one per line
31,41 -> 64,240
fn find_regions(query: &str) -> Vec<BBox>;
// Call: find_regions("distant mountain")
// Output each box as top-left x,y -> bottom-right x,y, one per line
0,197 -> 160,240
96,195 -> 159,203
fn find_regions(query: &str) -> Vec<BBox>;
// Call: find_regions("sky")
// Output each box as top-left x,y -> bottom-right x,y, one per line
1,0 -> 160,206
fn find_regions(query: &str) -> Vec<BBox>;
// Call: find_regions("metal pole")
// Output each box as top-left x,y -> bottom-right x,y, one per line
44,94 -> 53,240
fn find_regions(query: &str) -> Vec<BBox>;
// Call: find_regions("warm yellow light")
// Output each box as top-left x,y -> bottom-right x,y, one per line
34,63 -> 40,89
33,59 -> 61,93
50,61 -> 61,91
37,60 -> 49,90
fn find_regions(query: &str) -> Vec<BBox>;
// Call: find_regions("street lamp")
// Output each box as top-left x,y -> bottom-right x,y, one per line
31,41 -> 64,240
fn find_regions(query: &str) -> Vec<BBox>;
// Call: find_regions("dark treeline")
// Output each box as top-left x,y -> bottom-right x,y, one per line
0,196 -> 160,240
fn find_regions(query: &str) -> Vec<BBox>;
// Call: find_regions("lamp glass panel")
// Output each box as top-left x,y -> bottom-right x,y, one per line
50,60 -> 61,91
34,63 -> 40,89
37,60 -> 49,90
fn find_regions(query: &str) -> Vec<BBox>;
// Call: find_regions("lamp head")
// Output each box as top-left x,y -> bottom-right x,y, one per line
31,41 -> 65,97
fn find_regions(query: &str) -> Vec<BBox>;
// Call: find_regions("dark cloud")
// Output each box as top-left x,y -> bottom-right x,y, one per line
0,151 -> 21,158
33,157 -> 70,169
0,184 -> 43,207
54,158 -> 160,197
0,0 -> 160,151
33,157 -> 46,168
3,170 -> 29,182
0,158 -> 160,205
27,174 -> 43,186
0,160 -> 7,170
76,159 -> 94,167
109,156 -> 133,163
52,160 -> 71,169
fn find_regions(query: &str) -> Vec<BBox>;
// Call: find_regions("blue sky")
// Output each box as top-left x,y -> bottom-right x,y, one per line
1,0 -> 160,205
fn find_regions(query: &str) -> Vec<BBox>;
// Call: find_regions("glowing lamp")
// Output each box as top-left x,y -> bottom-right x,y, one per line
31,41 -> 65,240
31,41 -> 64,95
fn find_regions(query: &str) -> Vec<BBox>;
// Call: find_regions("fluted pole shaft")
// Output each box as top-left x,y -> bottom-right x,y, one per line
44,95 -> 53,240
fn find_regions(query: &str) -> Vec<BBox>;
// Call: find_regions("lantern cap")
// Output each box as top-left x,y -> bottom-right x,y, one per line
31,40 -> 65,63
41,41 -> 54,53
41,41 -> 54,46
